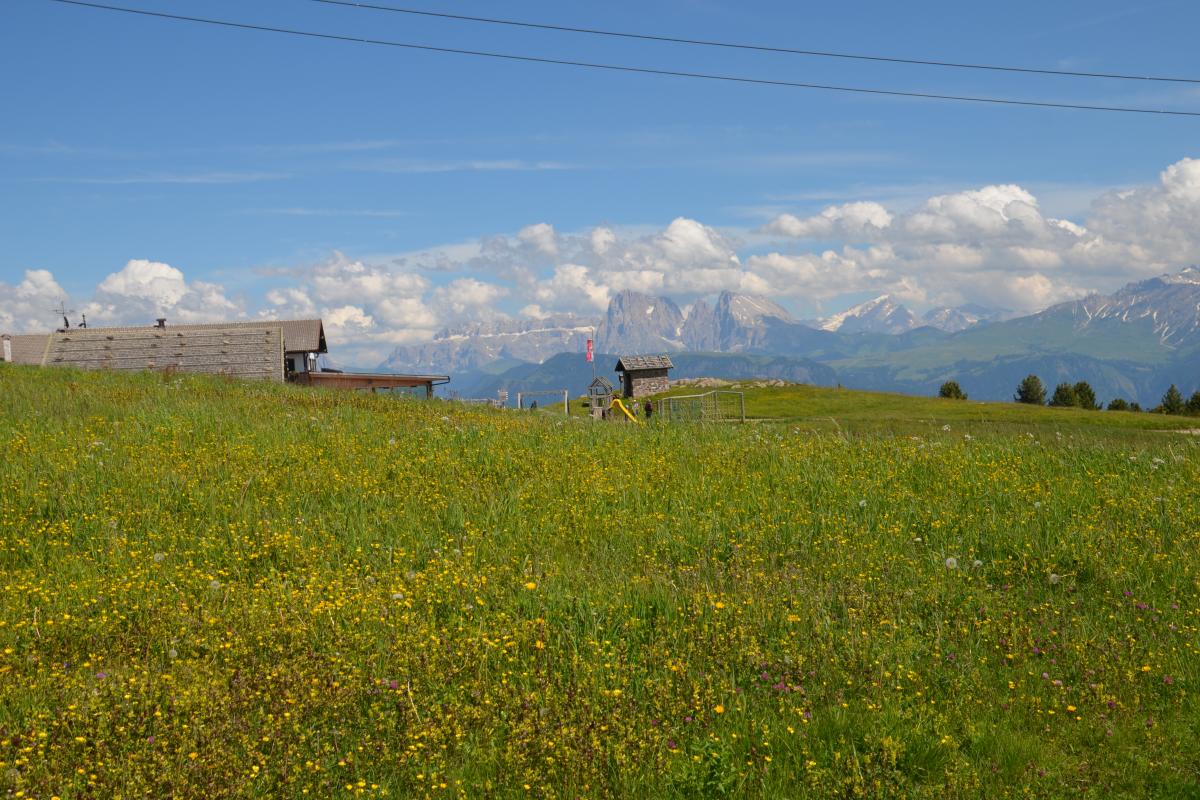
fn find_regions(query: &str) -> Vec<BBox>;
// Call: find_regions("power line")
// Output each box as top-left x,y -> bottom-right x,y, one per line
308,0 -> 1200,85
41,0 -> 1200,118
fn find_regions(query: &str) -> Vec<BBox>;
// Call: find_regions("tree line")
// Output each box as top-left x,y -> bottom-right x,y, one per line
938,376 -> 1200,415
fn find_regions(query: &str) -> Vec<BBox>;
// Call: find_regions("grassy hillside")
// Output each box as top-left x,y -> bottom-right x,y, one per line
654,382 -> 1189,435
2,364 -> 1198,798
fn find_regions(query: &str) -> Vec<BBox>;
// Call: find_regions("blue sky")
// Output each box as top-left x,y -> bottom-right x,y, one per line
2,0 -> 1199,363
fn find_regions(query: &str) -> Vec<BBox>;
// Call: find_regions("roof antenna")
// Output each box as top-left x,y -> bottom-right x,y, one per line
51,300 -> 75,332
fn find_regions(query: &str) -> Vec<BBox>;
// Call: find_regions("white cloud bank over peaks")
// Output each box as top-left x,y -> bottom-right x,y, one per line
5,156 -> 1200,365
753,157 -> 1200,310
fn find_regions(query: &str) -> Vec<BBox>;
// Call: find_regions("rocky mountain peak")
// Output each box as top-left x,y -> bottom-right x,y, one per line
922,304 -> 1012,333
594,290 -> 685,354
715,291 -> 794,325
679,292 -> 797,352
818,295 -> 919,334
1048,266 -> 1200,347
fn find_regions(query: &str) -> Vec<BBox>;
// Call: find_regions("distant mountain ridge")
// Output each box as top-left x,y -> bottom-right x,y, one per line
813,295 -> 1013,334
383,269 -> 1200,405
382,314 -> 592,373
384,288 -> 1008,375
921,303 -> 1013,333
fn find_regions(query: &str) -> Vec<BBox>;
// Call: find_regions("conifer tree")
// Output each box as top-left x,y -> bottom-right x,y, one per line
1073,381 -> 1099,411
1049,382 -> 1078,407
1014,374 -> 1046,405
1187,391 -> 1200,415
1161,384 -> 1185,415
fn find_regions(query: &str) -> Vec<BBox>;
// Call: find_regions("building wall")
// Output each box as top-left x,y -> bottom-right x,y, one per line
625,369 -> 670,398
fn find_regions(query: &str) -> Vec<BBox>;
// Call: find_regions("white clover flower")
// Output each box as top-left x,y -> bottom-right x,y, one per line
972,560 -> 983,569
858,499 -> 867,508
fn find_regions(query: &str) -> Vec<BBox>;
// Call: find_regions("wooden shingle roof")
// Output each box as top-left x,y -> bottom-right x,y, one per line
71,319 -> 327,353
4,319 -> 326,359
2,334 -> 53,365
43,326 -> 285,381
615,355 -> 674,372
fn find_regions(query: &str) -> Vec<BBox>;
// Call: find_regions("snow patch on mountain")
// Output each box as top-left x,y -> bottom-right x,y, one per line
817,296 -> 920,335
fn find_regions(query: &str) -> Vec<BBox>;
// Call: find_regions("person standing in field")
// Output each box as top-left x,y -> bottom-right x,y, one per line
645,399 -> 655,420
632,399 -> 641,417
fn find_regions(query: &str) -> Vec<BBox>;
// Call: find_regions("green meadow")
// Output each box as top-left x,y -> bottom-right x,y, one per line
1,364 -> 1197,798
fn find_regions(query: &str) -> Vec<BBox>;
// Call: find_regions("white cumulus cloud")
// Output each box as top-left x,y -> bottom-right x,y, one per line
0,269 -> 69,332
83,259 -> 243,325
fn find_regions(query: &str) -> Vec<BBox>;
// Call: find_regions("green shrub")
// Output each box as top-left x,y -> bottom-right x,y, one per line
938,380 -> 967,400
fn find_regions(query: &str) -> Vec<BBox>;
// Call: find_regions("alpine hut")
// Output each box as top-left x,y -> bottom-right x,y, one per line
614,355 -> 673,399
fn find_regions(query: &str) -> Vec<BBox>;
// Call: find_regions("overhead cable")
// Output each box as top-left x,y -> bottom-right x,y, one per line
42,0 -> 1200,118
308,0 -> 1200,85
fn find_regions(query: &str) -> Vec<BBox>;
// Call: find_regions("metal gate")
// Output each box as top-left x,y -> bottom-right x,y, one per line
661,390 -> 745,423
516,389 -> 570,415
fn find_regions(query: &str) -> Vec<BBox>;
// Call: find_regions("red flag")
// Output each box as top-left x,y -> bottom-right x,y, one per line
586,339 -> 594,362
